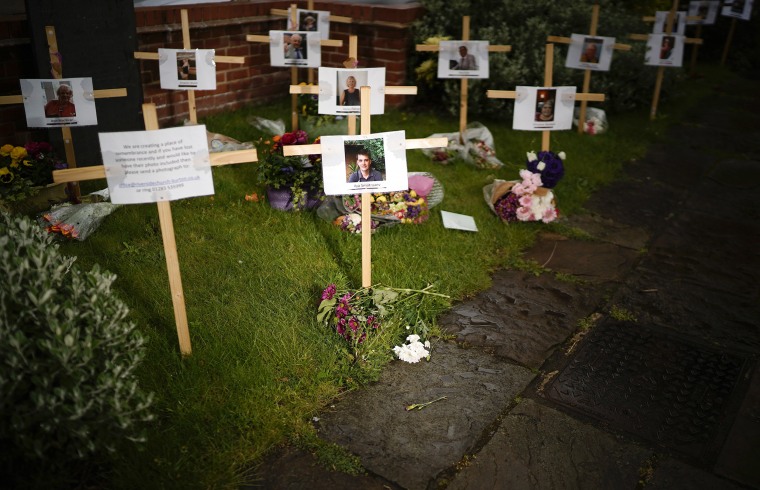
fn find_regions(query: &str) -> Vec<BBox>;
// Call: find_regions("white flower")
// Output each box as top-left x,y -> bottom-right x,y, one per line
526,151 -> 537,162
393,334 -> 430,363
536,161 -> 546,171
558,151 -> 566,160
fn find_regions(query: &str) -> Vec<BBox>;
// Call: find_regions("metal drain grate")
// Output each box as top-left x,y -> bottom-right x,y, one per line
544,320 -> 751,463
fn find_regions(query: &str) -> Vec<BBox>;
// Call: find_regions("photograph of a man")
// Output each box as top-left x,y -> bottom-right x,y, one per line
284,33 -> 306,59
580,38 -> 602,63
44,83 -> 76,118
347,147 -> 383,182
454,45 -> 478,70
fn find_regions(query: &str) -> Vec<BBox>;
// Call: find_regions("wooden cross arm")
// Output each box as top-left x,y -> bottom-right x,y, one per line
0,88 -> 127,106
269,8 -> 352,23
134,51 -> 245,64
282,137 -> 449,157
53,149 -> 258,184
628,33 -> 703,45
289,85 -> 418,95
547,35 -> 632,51
246,34 -> 343,47
486,90 -> 605,102
415,44 -> 512,53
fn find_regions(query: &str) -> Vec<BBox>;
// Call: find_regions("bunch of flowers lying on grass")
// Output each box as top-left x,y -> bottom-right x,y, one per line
0,142 -> 67,204
317,283 -> 448,379
485,150 -> 565,224
393,334 -> 430,363
317,173 -> 443,234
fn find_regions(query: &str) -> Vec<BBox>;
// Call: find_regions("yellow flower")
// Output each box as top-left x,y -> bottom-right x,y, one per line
22,159 -> 34,167
375,195 -> 386,202
0,144 -> 14,156
409,190 -> 417,198
0,167 -> 13,183
10,161 -> 19,169
10,146 -> 27,161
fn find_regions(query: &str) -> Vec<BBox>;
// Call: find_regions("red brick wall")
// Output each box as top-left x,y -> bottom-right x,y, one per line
0,1 -> 425,136
135,0 -> 425,125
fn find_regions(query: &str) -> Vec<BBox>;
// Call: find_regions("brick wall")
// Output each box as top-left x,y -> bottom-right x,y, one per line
0,1 -> 425,137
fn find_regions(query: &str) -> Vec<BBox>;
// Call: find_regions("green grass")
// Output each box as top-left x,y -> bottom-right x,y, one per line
60,63 -> 728,489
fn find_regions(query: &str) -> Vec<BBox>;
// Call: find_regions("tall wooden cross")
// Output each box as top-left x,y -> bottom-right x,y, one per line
51,104 -> 258,356
628,1 -> 703,120
289,35 -> 418,136
486,44 -> 606,152
0,25 -> 128,200
547,3 -> 631,134
269,0 -> 352,84
134,9 -> 246,125
284,86 -> 446,287
246,3 -> 344,131
415,16 -> 512,143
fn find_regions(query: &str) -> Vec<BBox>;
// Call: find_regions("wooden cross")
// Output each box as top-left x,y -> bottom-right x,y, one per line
283,86 -> 446,288
289,34 -> 418,136
486,44 -> 606,152
0,25 -> 128,200
51,104 -> 258,356
246,3 -> 344,131
269,0 -> 352,84
547,3 -> 631,134
134,9 -> 246,125
628,1 -> 703,120
415,16 -> 512,143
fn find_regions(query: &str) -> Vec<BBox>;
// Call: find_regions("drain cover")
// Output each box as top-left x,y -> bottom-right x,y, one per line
544,320 -> 751,463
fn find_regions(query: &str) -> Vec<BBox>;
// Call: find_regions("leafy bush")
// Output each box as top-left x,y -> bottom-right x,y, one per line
409,0 -> 679,117
0,212 -> 153,487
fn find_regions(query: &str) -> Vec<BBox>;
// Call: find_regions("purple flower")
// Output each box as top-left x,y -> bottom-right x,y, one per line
321,284 -> 337,300
494,192 -> 520,222
526,151 -> 564,188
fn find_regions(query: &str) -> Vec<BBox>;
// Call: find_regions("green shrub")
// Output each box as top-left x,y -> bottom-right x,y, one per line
410,0 -> 678,117
0,212 -> 153,488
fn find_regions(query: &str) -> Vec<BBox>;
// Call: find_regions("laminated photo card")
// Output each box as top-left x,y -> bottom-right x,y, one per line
318,67 -> 386,115
287,7 -> 331,40
269,30 -> 321,68
653,10 -> 687,35
158,49 -> 217,90
687,0 -> 720,25
20,78 -> 97,128
565,34 -> 615,71
513,86 -> 577,131
320,131 -> 407,195
99,125 -> 214,205
437,40 -> 489,79
722,0 -> 754,20
645,33 -> 685,67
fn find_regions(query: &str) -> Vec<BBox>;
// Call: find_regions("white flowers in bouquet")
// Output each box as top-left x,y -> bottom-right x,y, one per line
393,334 -> 430,363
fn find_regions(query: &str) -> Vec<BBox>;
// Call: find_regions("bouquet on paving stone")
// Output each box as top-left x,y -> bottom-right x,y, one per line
484,150 -> 565,224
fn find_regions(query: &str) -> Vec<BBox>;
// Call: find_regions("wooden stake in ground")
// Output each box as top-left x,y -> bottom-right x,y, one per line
547,3 -> 631,134
52,104 -> 258,356
283,86 -> 446,288
134,9 -> 246,125
246,3 -> 343,131
628,1 -> 703,120
0,25 -> 128,200
487,44 -> 606,152
415,15 -> 511,143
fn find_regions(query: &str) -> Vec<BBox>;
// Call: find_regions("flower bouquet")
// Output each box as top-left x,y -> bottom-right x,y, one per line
317,283 -> 448,373
484,150 -> 565,224
255,130 -> 324,211
38,189 -> 121,241
0,142 -> 68,211
317,172 -> 444,234
421,122 -> 504,169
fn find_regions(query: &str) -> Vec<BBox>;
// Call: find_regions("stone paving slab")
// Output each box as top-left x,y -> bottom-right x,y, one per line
438,269 -> 609,369
647,456 -> 749,490
315,341 -> 535,490
563,213 -> 650,250
445,399 -> 651,490
716,365 -> 760,489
